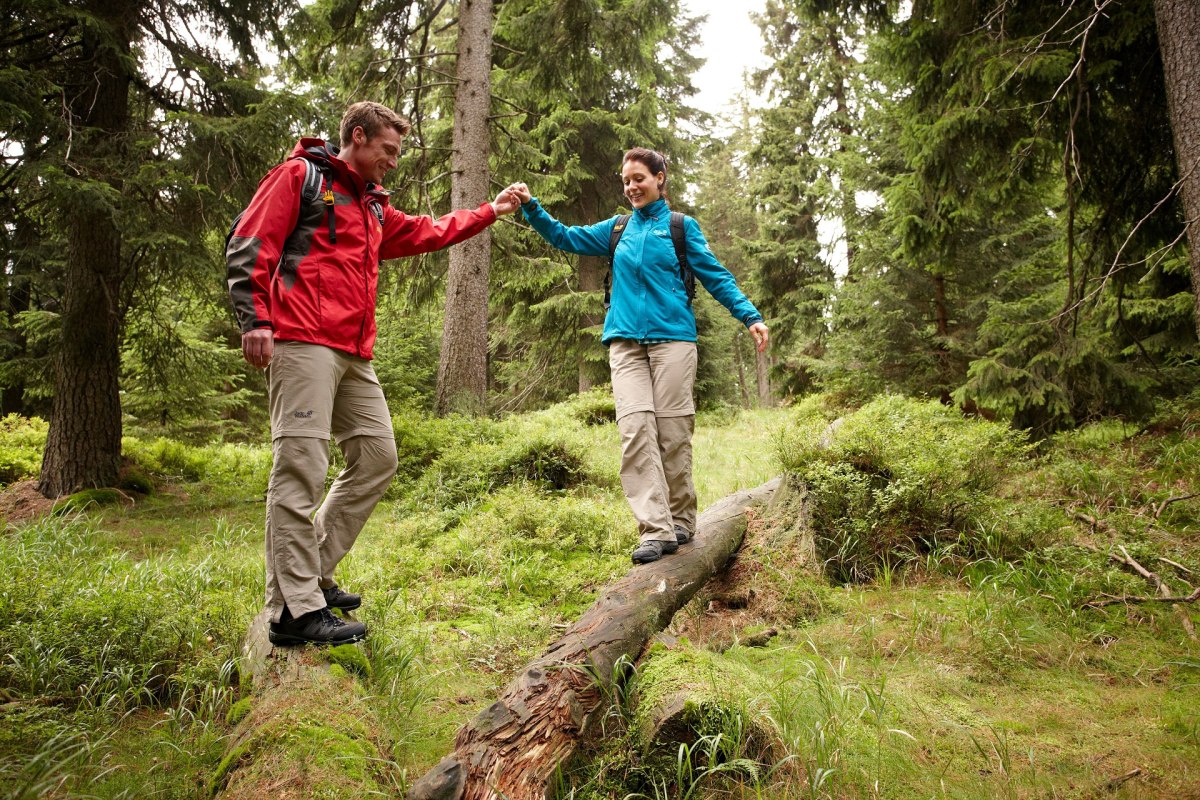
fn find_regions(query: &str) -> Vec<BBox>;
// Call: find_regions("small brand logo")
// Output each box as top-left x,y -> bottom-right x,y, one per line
293,410 -> 314,419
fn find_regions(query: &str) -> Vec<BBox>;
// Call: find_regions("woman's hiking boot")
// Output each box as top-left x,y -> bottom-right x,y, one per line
674,524 -> 693,545
321,584 -> 362,611
631,538 -> 678,564
269,606 -> 367,647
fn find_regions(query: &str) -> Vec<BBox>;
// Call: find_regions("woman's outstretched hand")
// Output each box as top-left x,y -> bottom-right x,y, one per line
749,322 -> 769,353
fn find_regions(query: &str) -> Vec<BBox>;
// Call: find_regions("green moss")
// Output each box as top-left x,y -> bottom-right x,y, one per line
207,671 -> 398,795
226,697 -> 252,726
209,737 -> 256,795
52,487 -> 124,515
117,468 -> 154,495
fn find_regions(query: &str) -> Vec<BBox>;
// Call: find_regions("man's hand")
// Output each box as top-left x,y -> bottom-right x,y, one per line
508,182 -> 532,204
242,328 -> 274,369
748,322 -> 769,353
491,187 -> 522,216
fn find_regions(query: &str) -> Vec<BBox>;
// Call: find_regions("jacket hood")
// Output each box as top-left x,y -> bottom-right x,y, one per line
292,137 -> 339,163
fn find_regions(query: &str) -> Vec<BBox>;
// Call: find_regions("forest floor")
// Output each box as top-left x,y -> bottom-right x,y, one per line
1,394 -> 1198,798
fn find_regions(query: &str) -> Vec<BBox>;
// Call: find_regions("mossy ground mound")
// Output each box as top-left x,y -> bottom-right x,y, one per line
212,659 -> 398,798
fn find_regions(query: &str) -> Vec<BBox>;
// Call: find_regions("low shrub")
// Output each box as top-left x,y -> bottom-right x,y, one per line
122,437 -> 271,494
779,395 -> 1032,583
0,414 -> 47,486
564,388 -> 617,426
401,402 -> 610,513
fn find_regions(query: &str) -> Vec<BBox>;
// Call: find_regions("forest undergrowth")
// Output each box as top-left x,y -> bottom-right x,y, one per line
0,390 -> 1198,798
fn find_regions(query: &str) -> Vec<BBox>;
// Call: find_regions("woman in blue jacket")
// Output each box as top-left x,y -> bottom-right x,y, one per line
509,148 -> 769,564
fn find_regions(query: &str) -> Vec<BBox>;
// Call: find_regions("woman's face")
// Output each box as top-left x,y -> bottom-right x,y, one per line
622,159 -> 664,209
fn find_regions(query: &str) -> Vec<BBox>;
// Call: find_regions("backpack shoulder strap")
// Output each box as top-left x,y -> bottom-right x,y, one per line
295,152 -> 338,243
670,211 -> 695,305
603,214 -> 633,311
298,158 -> 322,205
608,214 -> 632,259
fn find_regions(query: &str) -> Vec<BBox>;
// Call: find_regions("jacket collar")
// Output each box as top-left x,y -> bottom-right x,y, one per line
635,198 -> 669,220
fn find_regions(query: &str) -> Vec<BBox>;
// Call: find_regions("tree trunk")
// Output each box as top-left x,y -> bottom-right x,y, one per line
408,478 -> 781,800
37,2 -> 131,498
932,272 -> 954,404
1153,0 -> 1200,341
755,348 -> 771,406
435,0 -> 494,416
577,254 -> 604,393
1,216 -> 34,417
733,329 -> 750,408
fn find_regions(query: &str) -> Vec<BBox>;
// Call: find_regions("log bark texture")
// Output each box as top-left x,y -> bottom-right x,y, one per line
409,477 -> 782,800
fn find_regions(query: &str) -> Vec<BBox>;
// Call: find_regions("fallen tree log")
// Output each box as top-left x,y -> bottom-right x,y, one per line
409,477 -> 783,800
210,612 -> 399,797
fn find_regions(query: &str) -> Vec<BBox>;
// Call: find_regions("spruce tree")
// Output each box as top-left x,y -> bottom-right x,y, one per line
1,0 -> 296,495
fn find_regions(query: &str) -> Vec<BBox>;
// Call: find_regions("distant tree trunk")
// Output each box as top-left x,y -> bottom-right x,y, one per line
1,217 -> 34,416
932,272 -> 954,404
435,0 -> 494,416
755,349 -> 770,406
577,255 -> 604,393
733,330 -> 750,408
577,187 -> 607,392
830,35 -> 858,277
38,2 -> 132,498
1154,0 -> 1200,341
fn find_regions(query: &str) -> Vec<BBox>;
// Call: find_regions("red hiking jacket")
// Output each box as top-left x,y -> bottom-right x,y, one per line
226,138 -> 496,360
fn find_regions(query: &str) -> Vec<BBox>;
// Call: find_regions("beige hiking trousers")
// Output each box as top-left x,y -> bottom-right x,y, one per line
608,340 -> 698,545
263,342 -> 398,622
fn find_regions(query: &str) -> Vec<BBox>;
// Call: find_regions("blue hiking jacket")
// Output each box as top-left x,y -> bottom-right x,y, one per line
520,197 -> 763,344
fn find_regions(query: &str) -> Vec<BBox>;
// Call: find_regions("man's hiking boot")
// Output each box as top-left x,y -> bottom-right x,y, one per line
322,584 -> 362,611
674,524 -> 693,545
269,606 -> 367,647
631,538 -> 678,564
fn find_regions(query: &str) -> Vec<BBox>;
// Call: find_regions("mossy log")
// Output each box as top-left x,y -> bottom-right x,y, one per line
409,477 -> 782,800
211,611 -> 398,798
631,646 -> 781,763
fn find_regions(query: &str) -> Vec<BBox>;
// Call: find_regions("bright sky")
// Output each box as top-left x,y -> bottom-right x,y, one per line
683,0 -> 770,126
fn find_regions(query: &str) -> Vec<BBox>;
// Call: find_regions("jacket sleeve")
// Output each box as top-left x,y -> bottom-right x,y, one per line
684,217 -> 764,327
379,202 -> 497,259
520,198 -> 615,257
225,161 -> 305,333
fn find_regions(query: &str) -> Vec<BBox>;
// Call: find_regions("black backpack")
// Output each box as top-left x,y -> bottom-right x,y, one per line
224,149 -> 341,256
603,211 -> 694,311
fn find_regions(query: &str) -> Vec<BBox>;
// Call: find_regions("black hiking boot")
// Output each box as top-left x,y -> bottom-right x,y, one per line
321,584 -> 362,611
631,538 -> 678,564
674,524 -> 693,545
269,606 -> 367,647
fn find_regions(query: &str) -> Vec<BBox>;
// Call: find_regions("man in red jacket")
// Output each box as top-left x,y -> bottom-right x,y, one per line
227,101 -> 519,646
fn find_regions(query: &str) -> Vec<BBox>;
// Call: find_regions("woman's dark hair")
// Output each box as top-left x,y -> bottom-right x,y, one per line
622,147 -> 669,198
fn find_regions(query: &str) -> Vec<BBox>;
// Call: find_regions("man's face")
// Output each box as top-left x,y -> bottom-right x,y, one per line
347,125 -> 404,184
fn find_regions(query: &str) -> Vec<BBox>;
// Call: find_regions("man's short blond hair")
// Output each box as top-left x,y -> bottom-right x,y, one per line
339,102 -> 411,148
